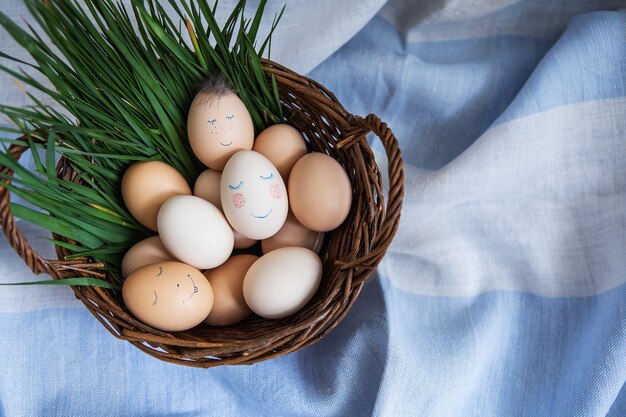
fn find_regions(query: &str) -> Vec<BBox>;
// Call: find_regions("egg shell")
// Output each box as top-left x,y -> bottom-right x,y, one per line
203,255 -> 258,326
233,229 -> 257,250
261,212 -> 324,254
121,236 -> 177,278
252,124 -> 308,181
288,153 -> 352,232
121,161 -> 191,231
193,168 -> 222,209
243,247 -> 322,319
157,195 -> 234,269
221,150 -> 288,240
122,262 -> 213,332
187,91 -> 254,171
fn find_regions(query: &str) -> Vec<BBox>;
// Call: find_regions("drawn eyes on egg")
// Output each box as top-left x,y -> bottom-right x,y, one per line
228,174 -> 272,191
226,114 -> 235,120
228,180 -> 244,191
207,119 -> 217,125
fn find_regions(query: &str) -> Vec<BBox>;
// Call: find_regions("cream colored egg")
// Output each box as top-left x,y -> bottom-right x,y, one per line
121,161 -> 191,231
122,262 -> 213,332
121,236 -> 177,277
193,168 -> 222,209
261,212 -> 324,254
187,91 -> 254,171
203,255 -> 257,326
252,124 -> 308,181
221,150 -> 288,240
157,195 -> 234,269
243,247 -> 322,319
288,153 -> 352,232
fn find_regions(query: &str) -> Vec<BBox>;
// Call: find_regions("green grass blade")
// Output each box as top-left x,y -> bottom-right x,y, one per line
0,278 -> 120,290
10,203 -> 103,248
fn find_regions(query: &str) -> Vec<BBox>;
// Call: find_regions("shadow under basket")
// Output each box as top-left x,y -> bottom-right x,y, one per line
0,61 -> 404,368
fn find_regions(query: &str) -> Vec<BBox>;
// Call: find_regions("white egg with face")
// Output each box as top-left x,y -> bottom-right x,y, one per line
221,150 -> 288,240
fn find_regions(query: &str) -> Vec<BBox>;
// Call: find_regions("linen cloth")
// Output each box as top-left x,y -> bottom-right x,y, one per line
1,1 -> 625,416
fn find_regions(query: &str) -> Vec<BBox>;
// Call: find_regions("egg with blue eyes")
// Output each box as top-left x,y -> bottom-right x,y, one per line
221,150 -> 288,240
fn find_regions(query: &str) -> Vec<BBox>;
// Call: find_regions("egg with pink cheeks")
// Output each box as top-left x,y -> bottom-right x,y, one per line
221,150 -> 288,240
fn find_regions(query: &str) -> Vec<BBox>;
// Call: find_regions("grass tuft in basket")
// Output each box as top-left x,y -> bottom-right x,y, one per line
0,0 -> 404,367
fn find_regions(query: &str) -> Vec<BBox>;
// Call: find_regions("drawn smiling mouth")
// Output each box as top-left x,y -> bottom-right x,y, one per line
182,274 -> 199,304
250,208 -> 272,219
220,140 -> 233,146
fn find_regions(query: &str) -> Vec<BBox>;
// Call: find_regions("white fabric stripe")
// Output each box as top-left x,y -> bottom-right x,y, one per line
380,0 -> 626,42
378,96 -> 626,297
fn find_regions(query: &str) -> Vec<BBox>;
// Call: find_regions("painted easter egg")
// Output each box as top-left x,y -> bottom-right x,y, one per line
187,89 -> 254,171
122,262 -> 213,332
220,150 -> 288,240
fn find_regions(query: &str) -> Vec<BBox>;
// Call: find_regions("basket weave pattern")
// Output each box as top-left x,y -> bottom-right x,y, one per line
0,61 -> 404,367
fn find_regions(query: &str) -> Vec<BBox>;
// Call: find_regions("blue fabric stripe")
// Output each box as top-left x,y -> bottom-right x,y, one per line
311,11 -> 626,169
496,11 -> 626,125
607,383 -> 626,417
375,277 -> 626,416
0,280 -> 388,417
0,278 -> 623,416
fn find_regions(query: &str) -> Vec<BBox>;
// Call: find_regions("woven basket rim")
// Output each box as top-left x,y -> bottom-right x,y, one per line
0,60 -> 404,367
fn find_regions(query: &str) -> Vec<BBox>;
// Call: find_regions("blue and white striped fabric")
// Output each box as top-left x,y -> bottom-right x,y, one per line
1,1 -> 625,416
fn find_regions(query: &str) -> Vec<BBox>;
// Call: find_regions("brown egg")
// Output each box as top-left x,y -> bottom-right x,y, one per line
233,229 -> 257,249
121,236 -> 177,277
193,168 -> 222,209
121,161 -> 191,231
252,124 -> 308,180
261,212 -> 324,254
203,255 -> 257,326
187,92 -> 254,171
122,262 -> 213,332
288,153 -> 352,232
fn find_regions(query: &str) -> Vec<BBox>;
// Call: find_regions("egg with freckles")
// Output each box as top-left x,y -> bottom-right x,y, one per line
187,88 -> 254,171
221,150 -> 288,240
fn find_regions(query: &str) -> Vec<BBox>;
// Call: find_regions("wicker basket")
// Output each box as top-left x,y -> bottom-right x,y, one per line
0,61 -> 404,368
